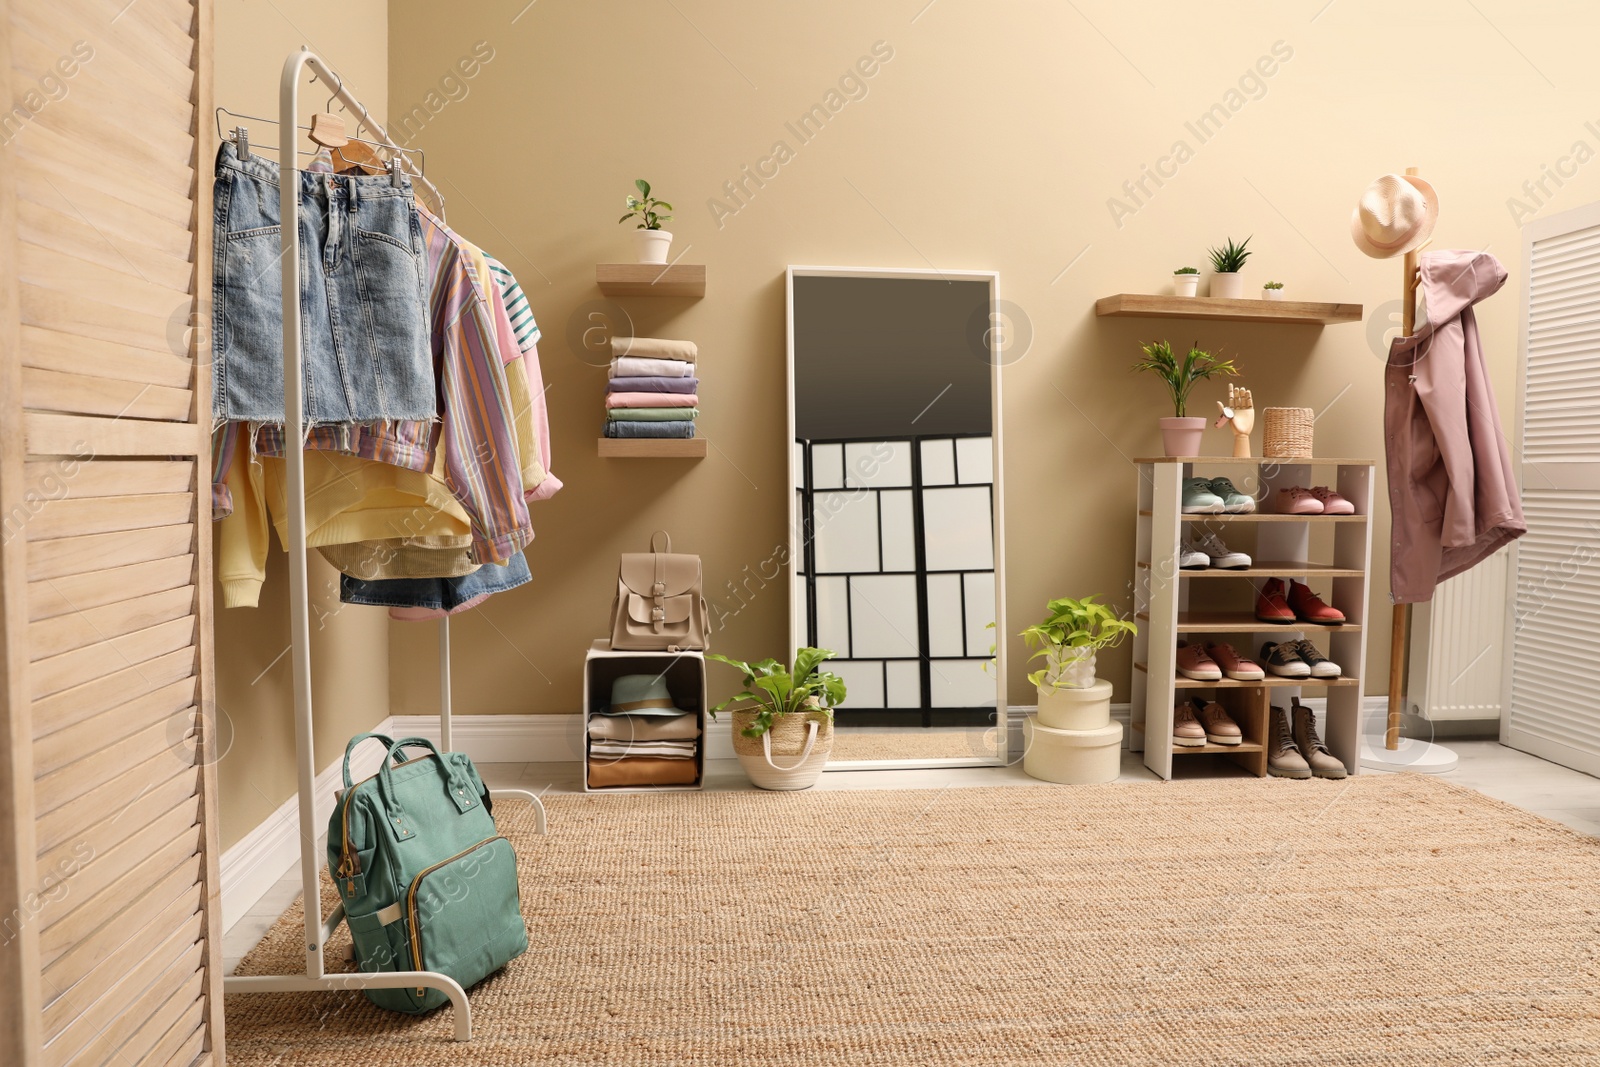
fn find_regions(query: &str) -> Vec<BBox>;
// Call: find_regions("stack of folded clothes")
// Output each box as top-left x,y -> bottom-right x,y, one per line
587,674 -> 703,789
606,337 -> 699,439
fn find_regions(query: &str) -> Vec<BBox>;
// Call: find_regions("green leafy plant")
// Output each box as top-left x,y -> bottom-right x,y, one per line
707,648 -> 846,738
1207,235 -> 1252,274
1263,280 -> 1284,290
1020,596 -> 1137,692
1174,266 -> 1200,275
618,179 -> 673,231
1131,340 -> 1239,418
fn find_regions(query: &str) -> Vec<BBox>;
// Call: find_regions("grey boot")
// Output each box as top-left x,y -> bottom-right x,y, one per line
1292,701 -> 1348,780
1267,706 -> 1311,779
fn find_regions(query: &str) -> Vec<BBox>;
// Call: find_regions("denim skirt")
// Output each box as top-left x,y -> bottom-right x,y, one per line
211,141 -> 434,425
340,550 -> 532,611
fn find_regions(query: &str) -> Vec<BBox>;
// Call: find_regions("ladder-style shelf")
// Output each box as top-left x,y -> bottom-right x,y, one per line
1129,457 -> 1376,780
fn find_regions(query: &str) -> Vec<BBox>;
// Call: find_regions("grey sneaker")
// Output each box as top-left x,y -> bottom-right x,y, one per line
1207,477 -> 1257,513
1267,706 -> 1311,779
1292,701 -> 1348,779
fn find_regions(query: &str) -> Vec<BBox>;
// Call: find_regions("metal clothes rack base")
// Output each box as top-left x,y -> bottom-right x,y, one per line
219,48 -> 546,1043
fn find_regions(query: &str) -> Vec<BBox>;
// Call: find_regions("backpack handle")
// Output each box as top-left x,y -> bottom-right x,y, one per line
650,529 -> 671,553
375,736 -> 478,839
341,732 -> 397,789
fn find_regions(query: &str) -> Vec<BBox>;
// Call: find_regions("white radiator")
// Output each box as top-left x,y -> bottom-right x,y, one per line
1406,547 -> 1510,722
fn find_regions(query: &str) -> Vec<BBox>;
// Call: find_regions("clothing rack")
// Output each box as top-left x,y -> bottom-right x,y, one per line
219,47 -> 546,1043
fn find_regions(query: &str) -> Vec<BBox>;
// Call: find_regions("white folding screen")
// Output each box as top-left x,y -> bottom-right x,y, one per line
1504,202 -> 1600,775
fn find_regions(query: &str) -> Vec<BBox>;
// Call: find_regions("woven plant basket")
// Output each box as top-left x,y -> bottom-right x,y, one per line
730,704 -> 833,790
1263,407 -> 1314,458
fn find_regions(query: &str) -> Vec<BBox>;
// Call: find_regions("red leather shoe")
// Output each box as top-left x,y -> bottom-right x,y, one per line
1255,578 -> 1296,623
1288,580 -> 1345,625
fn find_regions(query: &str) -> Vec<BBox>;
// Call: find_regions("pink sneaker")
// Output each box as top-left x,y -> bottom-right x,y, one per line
1309,486 -> 1355,514
1274,486 -> 1324,515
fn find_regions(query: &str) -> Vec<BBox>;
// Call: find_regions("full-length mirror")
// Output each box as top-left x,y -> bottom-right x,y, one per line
787,268 -> 1006,767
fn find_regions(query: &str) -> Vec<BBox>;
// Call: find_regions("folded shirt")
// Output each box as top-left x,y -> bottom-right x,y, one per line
606,407 -> 698,421
607,376 -> 699,395
587,756 -> 700,788
605,421 -> 696,439
605,392 -> 699,409
589,740 -> 697,759
610,356 -> 691,379
613,337 -> 697,362
588,713 -> 702,740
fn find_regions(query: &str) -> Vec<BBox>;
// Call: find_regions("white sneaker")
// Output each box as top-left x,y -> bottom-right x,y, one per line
1185,530 -> 1251,570
1178,543 -> 1208,569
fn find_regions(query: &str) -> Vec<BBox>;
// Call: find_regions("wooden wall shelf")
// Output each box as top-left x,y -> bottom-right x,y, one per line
596,263 -> 706,298
1096,293 -> 1362,325
597,438 -> 707,459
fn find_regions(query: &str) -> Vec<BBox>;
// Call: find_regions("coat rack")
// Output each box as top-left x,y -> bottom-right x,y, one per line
219,47 -> 547,1042
1363,165 -> 1458,774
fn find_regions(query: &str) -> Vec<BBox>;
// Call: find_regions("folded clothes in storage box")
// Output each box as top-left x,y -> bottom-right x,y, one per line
604,421 -> 696,439
606,376 -> 699,395
588,713 -> 702,741
589,740 -> 697,759
587,757 -> 700,788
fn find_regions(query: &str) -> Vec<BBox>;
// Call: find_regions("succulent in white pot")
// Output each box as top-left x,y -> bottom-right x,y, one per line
1173,266 -> 1200,297
619,178 -> 674,264
1207,236 -> 1251,299
1022,596 -> 1137,728
1262,280 -> 1285,301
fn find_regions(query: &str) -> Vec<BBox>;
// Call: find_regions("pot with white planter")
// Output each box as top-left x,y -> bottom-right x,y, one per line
1132,339 -> 1240,458
1207,235 -> 1251,298
619,178 -> 674,264
1019,595 -> 1136,785
709,648 -> 845,791
1173,267 -> 1200,297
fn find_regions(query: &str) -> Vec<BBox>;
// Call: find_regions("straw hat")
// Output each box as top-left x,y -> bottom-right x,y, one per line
1350,173 -> 1438,259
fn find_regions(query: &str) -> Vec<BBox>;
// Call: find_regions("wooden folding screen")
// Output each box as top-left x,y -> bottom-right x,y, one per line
0,0 -> 225,1064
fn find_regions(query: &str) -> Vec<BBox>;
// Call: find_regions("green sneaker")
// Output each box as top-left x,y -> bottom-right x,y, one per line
1207,477 -> 1257,513
1181,477 -> 1225,514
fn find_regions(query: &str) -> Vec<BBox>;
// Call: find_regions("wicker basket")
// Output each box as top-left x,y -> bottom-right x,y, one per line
1263,407 -> 1314,459
731,706 -> 833,790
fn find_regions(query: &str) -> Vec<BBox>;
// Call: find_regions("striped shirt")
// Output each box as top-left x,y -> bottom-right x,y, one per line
251,207 -> 533,565
486,257 -> 540,353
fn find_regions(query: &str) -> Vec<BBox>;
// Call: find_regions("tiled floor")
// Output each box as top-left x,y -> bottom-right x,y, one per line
220,740 -> 1600,975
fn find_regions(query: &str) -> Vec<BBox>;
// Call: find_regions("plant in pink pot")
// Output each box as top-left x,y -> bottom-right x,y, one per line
1131,340 -> 1239,458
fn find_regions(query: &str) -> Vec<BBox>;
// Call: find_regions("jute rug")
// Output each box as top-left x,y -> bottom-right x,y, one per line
829,726 -> 998,761
225,775 -> 1600,1065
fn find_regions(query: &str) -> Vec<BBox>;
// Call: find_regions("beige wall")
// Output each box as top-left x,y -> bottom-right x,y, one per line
380,0 -> 1600,719
213,0 -> 392,850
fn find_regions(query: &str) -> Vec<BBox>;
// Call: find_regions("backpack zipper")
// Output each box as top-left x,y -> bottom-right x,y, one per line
406,835 -> 507,996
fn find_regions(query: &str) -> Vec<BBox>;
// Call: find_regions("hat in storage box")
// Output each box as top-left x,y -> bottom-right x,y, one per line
602,674 -> 689,717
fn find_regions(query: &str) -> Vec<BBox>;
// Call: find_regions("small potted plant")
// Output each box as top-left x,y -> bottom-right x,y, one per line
1262,280 -> 1284,301
619,178 -> 674,264
708,648 -> 845,790
1173,266 -> 1200,298
1207,235 -> 1252,298
1022,595 -> 1136,692
1132,339 -> 1239,457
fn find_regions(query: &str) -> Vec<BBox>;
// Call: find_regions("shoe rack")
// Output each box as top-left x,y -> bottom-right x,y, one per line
1129,457 -> 1376,779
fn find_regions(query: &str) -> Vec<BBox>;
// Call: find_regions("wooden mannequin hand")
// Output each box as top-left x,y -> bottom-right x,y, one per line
1217,385 -> 1254,457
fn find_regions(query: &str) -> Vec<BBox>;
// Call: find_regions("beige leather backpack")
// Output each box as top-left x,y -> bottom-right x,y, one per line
609,531 -> 709,651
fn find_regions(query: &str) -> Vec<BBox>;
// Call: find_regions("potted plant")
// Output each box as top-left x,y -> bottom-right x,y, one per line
708,648 -> 846,790
619,178 -> 674,264
1173,266 -> 1200,298
1023,595 -> 1137,690
1207,235 -> 1252,298
1131,339 -> 1240,457
1262,280 -> 1284,301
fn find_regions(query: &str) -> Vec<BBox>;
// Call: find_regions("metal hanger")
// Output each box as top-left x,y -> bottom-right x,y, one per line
214,106 -> 426,177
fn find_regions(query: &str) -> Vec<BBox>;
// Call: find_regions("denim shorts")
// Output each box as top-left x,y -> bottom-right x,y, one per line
212,141 -> 434,425
339,550 -> 532,611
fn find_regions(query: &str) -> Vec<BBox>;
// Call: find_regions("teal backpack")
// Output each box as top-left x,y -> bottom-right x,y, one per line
327,734 -> 528,1014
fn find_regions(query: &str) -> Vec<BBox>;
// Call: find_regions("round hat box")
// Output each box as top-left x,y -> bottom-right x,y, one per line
1022,717 -> 1122,785
1035,678 -> 1113,731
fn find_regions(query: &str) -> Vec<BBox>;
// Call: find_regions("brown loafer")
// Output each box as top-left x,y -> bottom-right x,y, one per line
1172,701 -> 1207,747
1192,698 -> 1241,746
